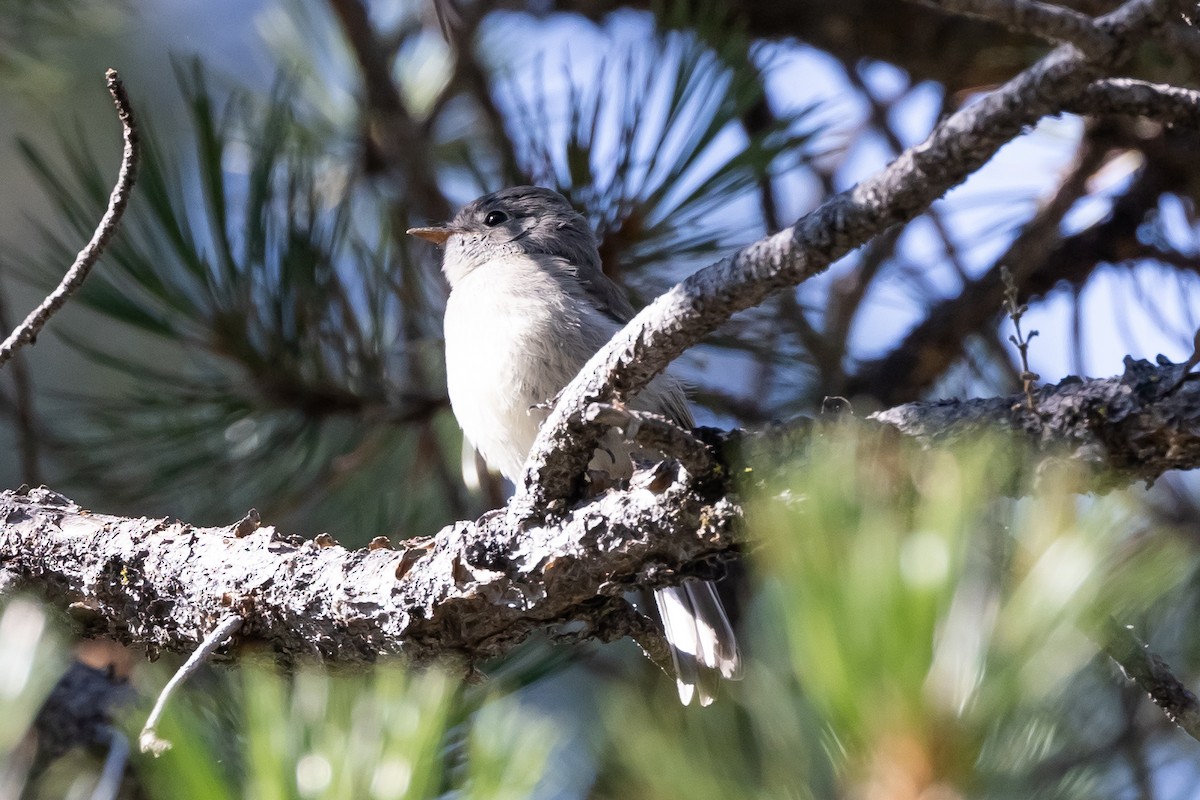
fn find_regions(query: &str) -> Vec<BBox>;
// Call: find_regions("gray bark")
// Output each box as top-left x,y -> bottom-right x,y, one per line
4,358 -> 1200,664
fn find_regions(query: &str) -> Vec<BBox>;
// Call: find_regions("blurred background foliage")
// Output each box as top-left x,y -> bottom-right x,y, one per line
2,0 -> 1200,796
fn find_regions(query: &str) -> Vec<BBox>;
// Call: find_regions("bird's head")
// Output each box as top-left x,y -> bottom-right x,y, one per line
408,186 -> 599,287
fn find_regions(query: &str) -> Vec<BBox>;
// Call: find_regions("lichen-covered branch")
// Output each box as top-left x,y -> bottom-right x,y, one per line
1069,78 -> 1200,125
715,357 -> 1200,494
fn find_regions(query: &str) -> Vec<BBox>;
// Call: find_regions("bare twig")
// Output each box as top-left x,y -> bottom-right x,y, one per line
912,0 -> 1115,56
139,614 -> 244,756
1000,266 -> 1040,411
1100,617 -> 1200,742
0,69 -> 138,371
847,116 -> 1114,405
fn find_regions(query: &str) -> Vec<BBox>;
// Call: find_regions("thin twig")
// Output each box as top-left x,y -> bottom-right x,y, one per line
1100,617 -> 1200,742
139,614 -> 243,756
848,120 -> 1110,405
1000,266 -> 1040,411
0,69 -> 139,371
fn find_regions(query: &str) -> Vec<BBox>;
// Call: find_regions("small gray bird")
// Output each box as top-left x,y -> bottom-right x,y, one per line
409,186 -> 741,705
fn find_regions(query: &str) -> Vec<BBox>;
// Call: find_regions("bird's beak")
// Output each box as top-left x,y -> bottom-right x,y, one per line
407,226 -> 454,245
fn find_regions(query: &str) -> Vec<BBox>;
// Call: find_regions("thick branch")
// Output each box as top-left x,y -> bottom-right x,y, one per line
0,477 -> 737,665
513,0 -> 1181,518
0,69 -> 138,371
585,403 -> 718,481
7,360 -> 1200,663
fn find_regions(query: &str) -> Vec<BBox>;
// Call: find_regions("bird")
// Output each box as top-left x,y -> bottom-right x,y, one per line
409,185 -> 741,705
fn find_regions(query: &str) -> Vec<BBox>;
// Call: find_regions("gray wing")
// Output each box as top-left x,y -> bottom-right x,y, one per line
540,255 -> 693,428
575,259 -> 639,326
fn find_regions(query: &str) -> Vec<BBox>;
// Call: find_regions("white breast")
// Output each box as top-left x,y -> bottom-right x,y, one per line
443,254 -> 614,482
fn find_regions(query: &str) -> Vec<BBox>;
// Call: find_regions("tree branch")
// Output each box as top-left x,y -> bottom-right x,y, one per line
584,402 -> 718,481
1068,77 -> 1200,125
139,614 -> 243,755
0,475 -> 737,666
0,69 -> 138,371
868,356 -> 1200,491
7,359 -> 1200,664
511,0 -> 1184,519
846,118 -> 1116,405
911,0 -> 1115,56
850,115 -> 1200,406
1099,617 -> 1200,742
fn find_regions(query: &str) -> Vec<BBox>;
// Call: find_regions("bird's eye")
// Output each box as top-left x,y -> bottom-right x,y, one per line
484,210 -> 508,227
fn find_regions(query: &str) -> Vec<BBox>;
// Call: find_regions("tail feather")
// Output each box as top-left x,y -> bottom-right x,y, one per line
685,581 -> 742,680
655,586 -> 700,705
653,580 -> 741,706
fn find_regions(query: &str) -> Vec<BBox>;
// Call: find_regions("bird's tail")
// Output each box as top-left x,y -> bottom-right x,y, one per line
653,581 -> 742,706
